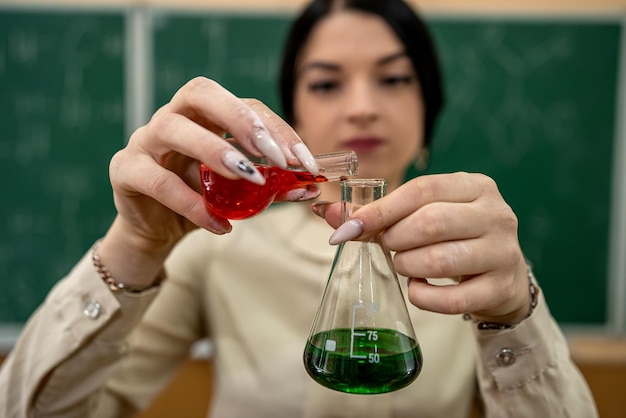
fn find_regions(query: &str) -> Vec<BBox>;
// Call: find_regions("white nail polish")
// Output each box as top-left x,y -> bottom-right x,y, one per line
222,150 -> 265,185
253,127 -> 287,168
293,143 -> 319,175
282,188 -> 307,202
329,219 -> 363,245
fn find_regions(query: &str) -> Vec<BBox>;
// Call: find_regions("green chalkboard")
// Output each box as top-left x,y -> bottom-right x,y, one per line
152,11 -> 292,111
152,12 -> 621,325
0,9 -> 125,322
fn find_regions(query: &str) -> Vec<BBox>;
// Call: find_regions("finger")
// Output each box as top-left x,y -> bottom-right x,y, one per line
165,77 -> 288,168
112,153 -> 232,234
275,185 -> 321,202
392,237 -> 490,279
166,78 -> 318,175
394,227 -> 522,280
311,201 -> 342,227
328,172 -> 486,244
383,201 -> 486,251
138,112 -> 267,185
408,271 -> 529,322
405,276 -> 503,316
243,99 -> 319,174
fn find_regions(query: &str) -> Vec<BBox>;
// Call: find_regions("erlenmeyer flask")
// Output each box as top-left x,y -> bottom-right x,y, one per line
303,179 -> 422,394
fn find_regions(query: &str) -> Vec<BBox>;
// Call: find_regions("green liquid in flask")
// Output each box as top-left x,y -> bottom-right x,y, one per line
303,327 -> 422,394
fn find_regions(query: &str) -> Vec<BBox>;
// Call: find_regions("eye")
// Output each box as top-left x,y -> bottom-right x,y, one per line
307,80 -> 340,93
380,74 -> 416,87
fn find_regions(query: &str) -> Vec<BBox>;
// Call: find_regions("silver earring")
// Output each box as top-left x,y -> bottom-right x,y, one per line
413,148 -> 429,171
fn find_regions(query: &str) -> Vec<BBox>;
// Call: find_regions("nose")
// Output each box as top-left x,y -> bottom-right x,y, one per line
344,79 -> 378,126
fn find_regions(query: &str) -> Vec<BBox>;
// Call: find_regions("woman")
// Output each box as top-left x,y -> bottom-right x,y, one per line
0,0 -> 597,417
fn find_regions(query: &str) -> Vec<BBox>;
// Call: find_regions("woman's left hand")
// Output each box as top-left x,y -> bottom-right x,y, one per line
314,172 -> 531,325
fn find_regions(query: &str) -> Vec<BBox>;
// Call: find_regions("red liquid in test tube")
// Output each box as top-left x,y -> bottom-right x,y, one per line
200,151 -> 358,220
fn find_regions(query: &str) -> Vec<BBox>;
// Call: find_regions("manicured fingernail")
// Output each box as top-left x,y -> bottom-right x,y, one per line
311,201 -> 331,218
208,219 -> 232,235
222,150 -> 265,185
203,211 -> 232,234
329,219 -> 363,245
299,188 -> 321,201
282,189 -> 307,201
252,127 -> 287,168
293,142 -> 319,175
283,187 -> 321,202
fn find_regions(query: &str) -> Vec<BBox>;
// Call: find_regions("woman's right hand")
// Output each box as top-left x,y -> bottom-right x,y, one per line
99,77 -> 319,285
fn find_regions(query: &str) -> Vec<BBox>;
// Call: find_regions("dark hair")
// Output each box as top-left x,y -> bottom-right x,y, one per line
278,0 -> 444,148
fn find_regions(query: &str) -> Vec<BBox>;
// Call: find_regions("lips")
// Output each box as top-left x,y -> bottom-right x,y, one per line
342,137 -> 384,153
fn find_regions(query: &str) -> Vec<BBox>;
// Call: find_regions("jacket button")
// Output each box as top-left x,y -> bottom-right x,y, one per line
495,348 -> 517,367
83,299 -> 102,319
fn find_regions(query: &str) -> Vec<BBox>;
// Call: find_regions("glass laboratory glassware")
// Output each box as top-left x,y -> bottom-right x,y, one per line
200,150 -> 358,220
303,179 -> 422,394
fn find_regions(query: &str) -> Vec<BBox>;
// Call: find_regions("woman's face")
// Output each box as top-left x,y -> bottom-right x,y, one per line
293,10 -> 425,189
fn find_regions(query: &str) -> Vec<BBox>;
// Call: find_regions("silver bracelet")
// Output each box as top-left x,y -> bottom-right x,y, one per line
464,263 -> 538,330
91,240 -> 166,293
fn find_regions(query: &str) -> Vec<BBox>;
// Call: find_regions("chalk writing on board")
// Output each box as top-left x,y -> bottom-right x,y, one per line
203,17 -> 227,81
434,24 -> 580,167
0,10 -> 125,323
0,43 -> 5,74
233,51 -> 280,84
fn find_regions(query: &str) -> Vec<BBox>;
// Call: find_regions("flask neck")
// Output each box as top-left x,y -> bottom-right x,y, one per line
341,179 -> 387,223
